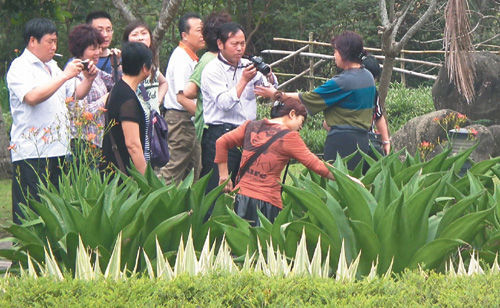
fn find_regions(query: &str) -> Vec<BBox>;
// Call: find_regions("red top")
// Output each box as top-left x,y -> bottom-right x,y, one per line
215,119 -> 330,208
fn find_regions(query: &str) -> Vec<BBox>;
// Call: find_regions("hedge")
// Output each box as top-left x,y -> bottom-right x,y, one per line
0,271 -> 499,307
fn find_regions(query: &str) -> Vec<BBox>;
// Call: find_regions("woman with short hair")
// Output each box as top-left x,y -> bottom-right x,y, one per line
102,42 -> 152,175
255,31 -> 377,171
68,24 -> 113,148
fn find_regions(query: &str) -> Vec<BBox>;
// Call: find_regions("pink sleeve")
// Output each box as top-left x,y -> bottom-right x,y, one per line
283,132 -> 330,178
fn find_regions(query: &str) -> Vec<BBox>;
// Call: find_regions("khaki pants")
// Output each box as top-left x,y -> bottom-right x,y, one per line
160,109 -> 201,185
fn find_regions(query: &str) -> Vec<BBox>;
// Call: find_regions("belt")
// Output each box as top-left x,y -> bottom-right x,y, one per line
166,108 -> 187,113
207,123 -> 238,132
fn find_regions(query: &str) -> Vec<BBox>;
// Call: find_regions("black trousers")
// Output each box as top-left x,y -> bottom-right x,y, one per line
11,156 -> 65,224
200,124 -> 242,194
234,194 -> 281,227
324,130 -> 370,171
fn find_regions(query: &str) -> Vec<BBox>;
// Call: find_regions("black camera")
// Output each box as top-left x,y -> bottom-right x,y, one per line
247,55 -> 271,75
81,59 -> 90,71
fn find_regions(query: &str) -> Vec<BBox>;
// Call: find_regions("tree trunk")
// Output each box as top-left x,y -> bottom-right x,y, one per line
378,55 -> 396,111
0,109 -> 11,179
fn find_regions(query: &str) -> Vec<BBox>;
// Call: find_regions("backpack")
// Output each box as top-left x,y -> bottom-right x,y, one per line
148,109 -> 169,168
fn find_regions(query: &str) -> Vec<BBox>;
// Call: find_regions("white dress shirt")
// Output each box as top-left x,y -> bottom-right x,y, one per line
7,49 -> 74,162
201,54 -> 278,126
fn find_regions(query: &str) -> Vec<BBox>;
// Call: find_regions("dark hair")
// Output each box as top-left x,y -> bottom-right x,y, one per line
178,13 -> 201,38
68,24 -> 104,58
362,54 -> 381,80
331,31 -> 365,64
122,21 -> 158,81
217,22 -> 245,45
86,11 -> 112,24
203,11 -> 232,52
23,18 -> 57,45
270,97 -> 308,120
121,42 -> 152,76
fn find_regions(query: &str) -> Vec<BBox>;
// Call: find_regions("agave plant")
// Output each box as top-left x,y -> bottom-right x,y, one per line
216,147 -> 500,276
0,161 -> 228,274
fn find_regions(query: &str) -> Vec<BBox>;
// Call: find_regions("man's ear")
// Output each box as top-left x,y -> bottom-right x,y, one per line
181,31 -> 187,41
28,36 -> 37,47
217,39 -> 223,51
289,109 -> 297,118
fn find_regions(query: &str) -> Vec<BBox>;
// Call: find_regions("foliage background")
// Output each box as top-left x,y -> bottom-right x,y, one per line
0,0 -> 498,86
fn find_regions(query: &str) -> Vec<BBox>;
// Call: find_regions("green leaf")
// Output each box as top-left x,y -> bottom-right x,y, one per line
436,191 -> 484,237
142,212 -> 190,256
329,166 -> 375,225
282,185 -> 341,249
437,207 -> 495,242
214,221 -> 253,257
409,238 -> 465,269
350,219 -> 380,276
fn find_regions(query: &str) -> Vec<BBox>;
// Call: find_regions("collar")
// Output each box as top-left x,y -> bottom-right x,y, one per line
178,41 -> 199,61
23,48 -> 56,66
217,53 -> 245,71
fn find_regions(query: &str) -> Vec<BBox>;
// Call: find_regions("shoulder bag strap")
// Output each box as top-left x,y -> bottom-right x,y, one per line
104,95 -> 127,173
237,129 -> 290,183
111,54 -> 120,84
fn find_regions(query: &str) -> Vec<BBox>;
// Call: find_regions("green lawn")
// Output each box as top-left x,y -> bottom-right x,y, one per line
0,179 -> 11,237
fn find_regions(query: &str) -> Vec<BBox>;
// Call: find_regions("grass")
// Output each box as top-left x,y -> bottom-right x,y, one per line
0,179 -> 11,237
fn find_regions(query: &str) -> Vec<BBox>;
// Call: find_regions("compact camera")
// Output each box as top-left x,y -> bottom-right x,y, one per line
81,59 -> 90,71
246,55 -> 271,75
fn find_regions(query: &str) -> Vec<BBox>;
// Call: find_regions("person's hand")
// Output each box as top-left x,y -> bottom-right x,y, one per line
254,85 -> 277,99
382,143 -> 390,155
63,59 -> 83,79
219,176 -> 233,193
347,175 -> 365,188
242,64 -> 257,82
265,69 -> 275,84
322,120 -> 330,131
82,60 -> 98,80
110,48 -> 121,59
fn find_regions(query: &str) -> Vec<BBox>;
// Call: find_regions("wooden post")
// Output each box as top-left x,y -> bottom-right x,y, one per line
308,32 -> 314,91
400,51 -> 406,86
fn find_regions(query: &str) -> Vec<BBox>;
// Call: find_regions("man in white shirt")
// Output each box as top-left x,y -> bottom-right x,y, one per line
160,13 -> 205,184
200,22 -> 277,194
7,18 -> 95,224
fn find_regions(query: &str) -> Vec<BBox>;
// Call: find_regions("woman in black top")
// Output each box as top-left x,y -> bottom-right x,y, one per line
102,42 -> 152,175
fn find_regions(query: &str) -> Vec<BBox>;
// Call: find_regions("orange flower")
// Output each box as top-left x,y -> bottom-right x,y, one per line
433,117 -> 440,122
469,128 -> 478,136
421,141 -> 430,147
74,120 -> 82,127
29,127 -> 37,133
86,133 -> 97,141
7,144 -> 16,151
43,127 -> 51,134
41,136 -> 49,143
96,123 -> 103,128
82,112 -> 94,121
65,97 -> 75,104
14,49 -> 19,53
457,113 -> 466,119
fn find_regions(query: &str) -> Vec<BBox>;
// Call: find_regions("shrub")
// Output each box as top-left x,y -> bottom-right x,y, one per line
385,82 -> 435,132
0,271 -> 499,306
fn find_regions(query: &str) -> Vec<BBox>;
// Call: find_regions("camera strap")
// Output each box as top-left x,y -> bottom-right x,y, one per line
235,129 -> 290,185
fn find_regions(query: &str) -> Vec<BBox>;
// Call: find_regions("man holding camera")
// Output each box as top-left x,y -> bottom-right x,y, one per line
200,22 -> 277,194
7,18 -> 96,224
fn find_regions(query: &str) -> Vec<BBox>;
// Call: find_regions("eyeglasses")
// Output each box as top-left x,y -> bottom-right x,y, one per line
98,28 -> 114,34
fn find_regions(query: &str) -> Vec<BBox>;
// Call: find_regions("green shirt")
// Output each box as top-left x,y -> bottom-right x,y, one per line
190,52 -> 216,141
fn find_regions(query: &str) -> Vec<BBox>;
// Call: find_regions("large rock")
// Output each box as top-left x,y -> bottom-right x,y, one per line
392,109 -> 461,156
487,125 -> 500,157
432,52 -> 500,121
463,124 -> 495,161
